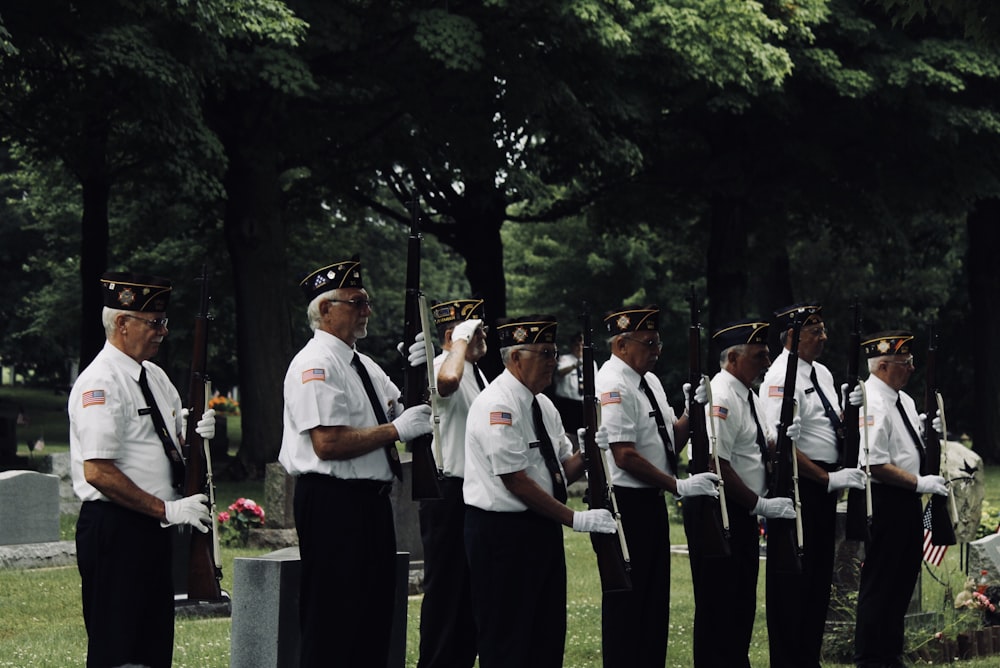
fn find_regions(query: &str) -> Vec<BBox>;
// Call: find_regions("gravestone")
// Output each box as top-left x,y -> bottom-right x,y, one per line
230,547 -> 409,668
0,470 -> 60,545
969,533 -> 1000,582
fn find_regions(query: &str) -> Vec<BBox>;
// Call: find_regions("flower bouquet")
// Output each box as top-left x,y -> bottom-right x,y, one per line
218,497 -> 265,547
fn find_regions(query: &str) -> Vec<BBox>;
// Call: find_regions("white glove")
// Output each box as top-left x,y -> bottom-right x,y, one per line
682,377 -> 709,410
915,474 -> 948,496
452,318 -> 483,344
392,403 -> 433,442
164,494 -> 211,533
828,468 -> 867,492
396,332 -> 429,367
753,496 -> 796,519
195,409 -> 216,440
785,415 -> 802,441
848,384 -> 863,408
572,509 -> 618,534
675,471 -> 720,498
576,425 -> 610,450
931,413 -> 943,436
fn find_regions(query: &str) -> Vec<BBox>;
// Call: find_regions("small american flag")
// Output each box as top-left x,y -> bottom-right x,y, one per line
301,368 -> 325,384
600,391 -> 622,406
922,503 -> 948,567
768,386 -> 784,398
711,405 -> 729,420
82,389 -> 105,408
490,411 -> 512,426
859,415 -> 875,427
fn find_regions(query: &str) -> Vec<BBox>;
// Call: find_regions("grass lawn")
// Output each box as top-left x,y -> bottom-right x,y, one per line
2,385 -> 999,665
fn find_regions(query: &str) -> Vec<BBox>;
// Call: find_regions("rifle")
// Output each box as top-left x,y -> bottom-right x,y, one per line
404,201 -> 442,500
923,324 -> 957,546
766,309 -> 805,575
842,300 -> 871,541
580,303 -> 631,593
182,265 -> 224,601
685,287 -> 730,558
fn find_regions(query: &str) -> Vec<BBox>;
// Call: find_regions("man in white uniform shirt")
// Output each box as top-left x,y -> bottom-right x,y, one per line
759,303 -> 865,668
70,271 -> 215,668
417,298 -> 489,668
689,319 -> 795,668
851,331 -> 948,668
596,304 -> 718,667
279,257 -> 432,668
463,314 -> 616,668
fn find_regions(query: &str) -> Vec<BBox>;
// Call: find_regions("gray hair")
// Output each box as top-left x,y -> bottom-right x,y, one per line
720,344 -> 747,369
500,345 -> 521,366
868,355 -> 890,373
102,307 -> 128,337
307,289 -> 343,331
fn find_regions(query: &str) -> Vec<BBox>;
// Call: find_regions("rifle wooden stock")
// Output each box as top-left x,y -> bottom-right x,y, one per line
685,287 -> 730,558
767,316 -> 803,575
182,266 -> 224,601
923,325 -> 956,546
581,304 -> 631,593
843,300 -> 870,541
404,202 -> 442,500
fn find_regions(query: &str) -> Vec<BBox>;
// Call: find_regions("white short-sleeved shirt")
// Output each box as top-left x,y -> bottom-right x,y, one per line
69,341 -> 183,502
554,353 -> 589,400
432,352 -> 486,478
463,369 -> 572,512
278,329 -> 399,481
597,354 -> 676,485
707,369 -> 772,497
759,350 -> 840,465
857,375 -> 923,479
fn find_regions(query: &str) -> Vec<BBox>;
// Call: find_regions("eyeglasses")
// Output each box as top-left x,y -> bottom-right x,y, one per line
621,335 -> 663,350
886,357 -> 915,368
328,298 -> 374,309
519,347 -> 559,360
123,314 -> 169,330
803,326 -> 827,337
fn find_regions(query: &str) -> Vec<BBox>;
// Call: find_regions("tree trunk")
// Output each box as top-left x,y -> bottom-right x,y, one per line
77,122 -> 111,370
967,200 -> 1000,462
222,136 -> 293,477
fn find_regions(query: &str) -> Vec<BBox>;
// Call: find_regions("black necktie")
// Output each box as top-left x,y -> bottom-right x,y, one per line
639,377 -> 678,475
351,353 -> 403,481
895,396 -> 926,476
138,366 -> 185,490
531,397 -> 567,503
747,389 -> 772,469
472,363 -> 486,391
810,367 -> 844,452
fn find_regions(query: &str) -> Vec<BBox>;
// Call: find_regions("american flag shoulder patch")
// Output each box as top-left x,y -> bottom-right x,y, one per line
859,415 -> 875,427
82,389 -> 106,408
711,405 -> 728,420
600,391 -> 622,406
301,368 -> 325,384
490,411 -> 513,426
768,385 -> 784,398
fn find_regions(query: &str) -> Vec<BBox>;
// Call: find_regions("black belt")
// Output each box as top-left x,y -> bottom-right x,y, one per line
613,485 -> 665,498
299,472 -> 393,497
811,460 -> 840,472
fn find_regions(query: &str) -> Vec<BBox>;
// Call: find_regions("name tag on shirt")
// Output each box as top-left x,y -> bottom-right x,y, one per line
138,407 -> 152,416
805,387 -> 816,395
529,441 -> 540,449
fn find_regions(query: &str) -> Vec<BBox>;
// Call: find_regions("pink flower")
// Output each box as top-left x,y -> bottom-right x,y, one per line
218,511 -> 230,523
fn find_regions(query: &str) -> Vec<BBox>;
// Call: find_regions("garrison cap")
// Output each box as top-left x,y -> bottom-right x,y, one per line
496,315 -> 558,348
604,305 -> 659,335
432,298 -> 486,327
299,256 -> 363,301
861,330 -> 914,358
712,319 -> 770,352
774,302 -> 823,330
100,272 -> 171,312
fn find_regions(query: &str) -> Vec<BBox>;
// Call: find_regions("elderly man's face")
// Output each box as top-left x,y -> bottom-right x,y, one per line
795,320 -> 827,364
321,288 -> 372,346
615,331 -> 662,376
730,344 -> 771,387
511,343 -> 558,394
115,312 -> 168,363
